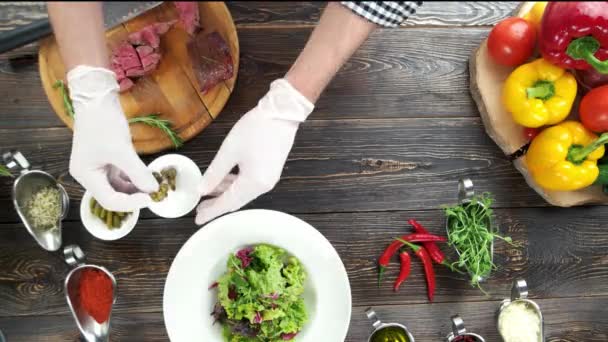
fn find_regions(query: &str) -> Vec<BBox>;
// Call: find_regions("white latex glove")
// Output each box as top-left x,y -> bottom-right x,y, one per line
195,79 -> 314,225
68,65 -> 158,212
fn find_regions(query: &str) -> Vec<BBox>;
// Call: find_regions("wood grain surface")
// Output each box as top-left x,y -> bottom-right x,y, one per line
0,2 -> 606,342
38,2 -> 239,154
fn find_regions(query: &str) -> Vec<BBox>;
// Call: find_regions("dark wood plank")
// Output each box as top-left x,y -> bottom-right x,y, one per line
347,298 -> 608,342
1,296 -> 606,342
0,2 -> 519,31
1,207 -> 607,316
0,27 -> 492,129
220,27 -> 491,122
0,117 -> 552,222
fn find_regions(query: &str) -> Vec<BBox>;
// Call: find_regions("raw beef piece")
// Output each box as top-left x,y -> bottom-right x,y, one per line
119,78 -> 134,92
140,52 -> 162,69
128,20 -> 177,48
112,55 -> 142,70
154,20 -> 178,35
111,61 -> 126,81
174,2 -> 200,35
143,60 -> 160,73
188,31 -> 234,93
115,42 -> 138,58
136,45 -> 155,58
125,67 -> 146,78
111,21 -> 176,92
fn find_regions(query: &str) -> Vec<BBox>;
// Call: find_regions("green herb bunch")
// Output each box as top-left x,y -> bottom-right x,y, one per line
444,192 -> 515,293
0,165 -> 12,177
53,80 -> 182,148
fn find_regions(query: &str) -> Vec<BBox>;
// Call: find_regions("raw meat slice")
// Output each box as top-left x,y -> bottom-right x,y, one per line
119,78 -> 134,92
143,60 -> 159,73
136,45 -> 155,58
115,42 -> 138,58
111,61 -> 126,81
140,52 -> 162,69
154,20 -> 178,35
128,20 -> 176,48
125,67 -> 146,77
188,31 -> 234,93
113,55 -> 142,70
174,2 -> 200,35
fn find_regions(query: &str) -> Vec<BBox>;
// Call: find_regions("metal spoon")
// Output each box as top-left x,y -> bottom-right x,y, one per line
64,245 -> 117,342
4,150 -> 69,251
445,178 -> 494,283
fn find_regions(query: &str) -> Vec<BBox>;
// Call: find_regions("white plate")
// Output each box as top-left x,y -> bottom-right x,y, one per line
80,191 -> 139,241
147,154 -> 202,218
163,209 -> 352,342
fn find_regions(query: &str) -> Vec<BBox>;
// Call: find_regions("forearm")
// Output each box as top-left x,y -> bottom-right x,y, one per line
285,2 -> 376,103
47,2 -> 108,71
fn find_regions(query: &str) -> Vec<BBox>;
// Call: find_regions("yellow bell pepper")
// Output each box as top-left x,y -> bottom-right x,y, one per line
503,58 -> 577,128
523,2 -> 548,30
526,121 -> 608,191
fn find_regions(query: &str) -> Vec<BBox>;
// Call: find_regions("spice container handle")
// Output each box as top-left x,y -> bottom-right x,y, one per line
365,308 -> 383,330
57,184 -> 70,219
511,278 -> 528,301
2,150 -> 30,174
458,178 -> 474,204
451,315 -> 467,336
64,244 -> 86,267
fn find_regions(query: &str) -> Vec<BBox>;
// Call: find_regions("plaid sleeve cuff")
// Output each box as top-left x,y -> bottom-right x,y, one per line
341,1 -> 423,27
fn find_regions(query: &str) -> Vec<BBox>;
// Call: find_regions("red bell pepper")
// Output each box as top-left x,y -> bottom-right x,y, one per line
539,2 -> 608,74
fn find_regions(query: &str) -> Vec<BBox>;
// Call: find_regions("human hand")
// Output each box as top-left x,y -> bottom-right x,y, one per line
68,65 -> 158,212
195,79 -> 314,225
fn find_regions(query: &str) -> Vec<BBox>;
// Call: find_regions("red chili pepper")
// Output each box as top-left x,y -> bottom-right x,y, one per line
377,240 -> 401,286
393,250 -> 411,292
539,2 -> 608,73
377,233 -> 445,286
396,238 -> 436,302
407,219 -> 446,264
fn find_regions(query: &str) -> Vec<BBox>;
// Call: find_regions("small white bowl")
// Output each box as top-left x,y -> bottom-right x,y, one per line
147,154 -> 202,219
80,191 -> 140,241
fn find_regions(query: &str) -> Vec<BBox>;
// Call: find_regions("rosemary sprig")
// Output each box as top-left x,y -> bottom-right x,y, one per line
0,165 -> 12,178
53,80 -> 182,148
444,192 -> 516,292
129,115 -> 183,148
52,80 -> 75,118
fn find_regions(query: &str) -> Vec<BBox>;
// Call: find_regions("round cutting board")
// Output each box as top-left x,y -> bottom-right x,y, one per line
38,2 -> 239,155
469,2 -> 608,207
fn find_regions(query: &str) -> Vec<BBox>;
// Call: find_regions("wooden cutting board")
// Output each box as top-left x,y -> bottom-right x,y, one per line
38,2 -> 239,155
469,2 -> 608,207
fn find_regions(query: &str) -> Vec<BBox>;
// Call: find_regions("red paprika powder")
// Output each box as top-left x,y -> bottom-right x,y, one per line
78,268 -> 114,323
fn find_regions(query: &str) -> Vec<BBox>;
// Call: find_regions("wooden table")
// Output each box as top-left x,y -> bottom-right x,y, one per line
0,2 -> 606,341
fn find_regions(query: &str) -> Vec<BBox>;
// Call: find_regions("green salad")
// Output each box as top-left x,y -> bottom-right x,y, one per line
211,244 -> 308,341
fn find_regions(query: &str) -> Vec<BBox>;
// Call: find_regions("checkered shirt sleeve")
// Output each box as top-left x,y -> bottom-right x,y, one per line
341,1 -> 423,27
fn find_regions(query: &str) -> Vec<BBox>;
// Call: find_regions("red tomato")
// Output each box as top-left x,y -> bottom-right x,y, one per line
523,127 -> 540,141
487,17 -> 536,67
580,85 -> 608,133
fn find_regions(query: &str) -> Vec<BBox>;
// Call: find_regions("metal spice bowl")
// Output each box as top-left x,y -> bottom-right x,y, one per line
4,150 -> 69,251
64,245 -> 117,342
445,178 -> 494,283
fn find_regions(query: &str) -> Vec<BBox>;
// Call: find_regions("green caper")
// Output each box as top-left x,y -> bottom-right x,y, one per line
105,211 -> 113,228
99,207 -> 107,221
112,214 -> 122,229
153,172 -> 163,183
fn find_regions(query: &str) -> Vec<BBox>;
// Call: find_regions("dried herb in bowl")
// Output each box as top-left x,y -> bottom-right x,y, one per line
444,192 -> 515,292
